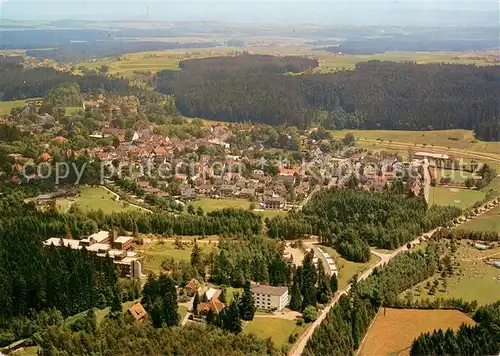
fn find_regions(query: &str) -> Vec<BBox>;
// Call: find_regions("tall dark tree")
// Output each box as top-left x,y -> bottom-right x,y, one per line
301,251 -> 317,310
239,281 -> 256,321
316,260 -> 332,304
289,280 -> 303,312
330,273 -> 339,294
192,292 -> 200,314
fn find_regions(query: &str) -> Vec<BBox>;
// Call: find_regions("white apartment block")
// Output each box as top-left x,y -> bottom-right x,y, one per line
251,284 -> 289,311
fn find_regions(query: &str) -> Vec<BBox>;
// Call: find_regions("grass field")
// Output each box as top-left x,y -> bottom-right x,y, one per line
330,129 -> 500,158
318,51 -> 499,73
74,186 -> 140,214
139,240 -> 216,274
0,99 -> 29,115
65,299 -> 140,327
191,198 -> 287,219
75,51 -> 184,78
358,308 -> 475,356
435,169 -> 474,184
191,198 -> 251,212
65,106 -> 84,115
244,317 -> 305,348
74,48 -> 499,79
17,346 -> 39,356
406,243 -> 500,306
458,205 -> 500,233
483,177 -> 500,193
321,246 -> 380,289
428,187 -> 485,210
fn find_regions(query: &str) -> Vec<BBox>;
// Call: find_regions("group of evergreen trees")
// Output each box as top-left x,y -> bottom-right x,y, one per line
35,316 -> 278,355
267,189 -> 461,261
289,251 -> 338,312
410,301 -> 500,355
0,62 -> 130,101
142,274 -> 180,328
184,235 -> 290,288
0,212 -> 121,344
155,58 -> 500,138
86,208 -> 263,237
205,281 -> 256,334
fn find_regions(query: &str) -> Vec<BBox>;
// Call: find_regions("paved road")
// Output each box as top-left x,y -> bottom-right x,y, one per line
288,197 -> 499,356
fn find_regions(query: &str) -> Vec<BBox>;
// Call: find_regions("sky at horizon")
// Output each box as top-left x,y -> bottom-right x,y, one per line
0,0 -> 499,25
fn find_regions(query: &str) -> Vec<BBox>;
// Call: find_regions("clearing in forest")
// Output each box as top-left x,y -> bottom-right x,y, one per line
428,186 -> 485,209
74,186 -> 140,214
358,308 -> 475,356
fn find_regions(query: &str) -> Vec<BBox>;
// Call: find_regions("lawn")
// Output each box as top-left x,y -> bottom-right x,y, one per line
139,240 -> 217,274
358,308 -> 475,356
244,317 -> 305,348
435,169 -> 474,184
257,209 -> 288,219
483,177 -> 500,193
65,106 -> 83,115
428,186 -> 485,210
65,299 -> 141,327
191,198 -> 251,212
406,243 -> 500,306
191,198 -> 287,220
321,246 -> 381,289
0,99 -> 29,115
74,186 -> 140,214
457,205 -> 500,233
179,305 -> 188,320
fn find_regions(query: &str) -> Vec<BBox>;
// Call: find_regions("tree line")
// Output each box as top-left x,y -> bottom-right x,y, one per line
155,59 -> 500,138
410,301 -> 500,355
34,316 -> 278,355
0,62 -> 130,101
85,208 -> 263,237
0,213 -> 121,345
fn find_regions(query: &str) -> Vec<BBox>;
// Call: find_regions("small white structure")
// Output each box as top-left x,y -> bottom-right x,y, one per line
205,288 -> 220,301
251,284 -> 289,311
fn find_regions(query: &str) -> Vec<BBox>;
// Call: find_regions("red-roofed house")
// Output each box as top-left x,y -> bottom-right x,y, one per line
127,302 -> 147,322
198,298 -> 225,314
39,152 -> 51,161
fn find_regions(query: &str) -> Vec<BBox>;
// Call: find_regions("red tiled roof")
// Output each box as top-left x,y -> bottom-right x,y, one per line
127,302 -> 147,321
198,298 -> 225,314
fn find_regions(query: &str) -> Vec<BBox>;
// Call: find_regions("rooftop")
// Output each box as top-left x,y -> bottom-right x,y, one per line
115,236 -> 133,244
251,284 -> 288,296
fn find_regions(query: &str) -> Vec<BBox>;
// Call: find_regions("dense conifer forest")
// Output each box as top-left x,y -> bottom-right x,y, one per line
0,63 -> 130,100
155,57 -> 500,139
267,189 -> 461,261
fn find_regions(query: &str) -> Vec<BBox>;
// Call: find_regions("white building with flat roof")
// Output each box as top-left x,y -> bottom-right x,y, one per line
251,284 -> 289,311
43,231 -> 141,278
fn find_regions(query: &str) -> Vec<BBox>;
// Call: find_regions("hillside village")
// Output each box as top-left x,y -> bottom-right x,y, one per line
0,48 -> 499,356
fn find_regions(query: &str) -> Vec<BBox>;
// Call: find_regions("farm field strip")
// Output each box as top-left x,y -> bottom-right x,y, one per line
457,205 -> 500,233
358,308 -> 475,356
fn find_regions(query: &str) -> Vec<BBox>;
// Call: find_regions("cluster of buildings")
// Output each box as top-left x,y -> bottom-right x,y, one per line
184,278 -> 290,322
43,231 -> 142,278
